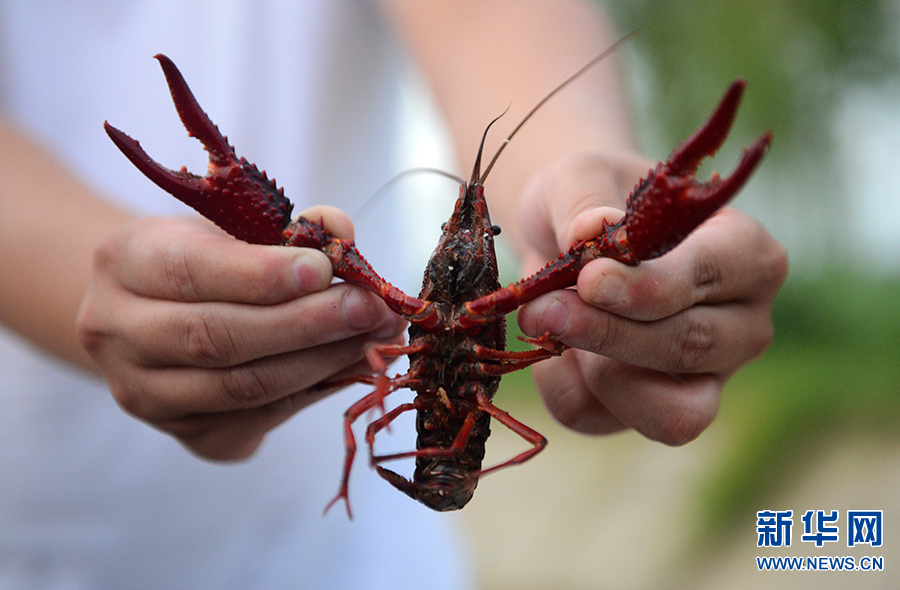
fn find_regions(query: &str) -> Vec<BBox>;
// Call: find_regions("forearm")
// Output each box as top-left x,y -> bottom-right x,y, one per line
0,116 -> 134,371
381,0 -> 635,247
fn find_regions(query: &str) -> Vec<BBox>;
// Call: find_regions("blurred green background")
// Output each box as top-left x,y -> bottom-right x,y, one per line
606,0 -> 900,536
458,1 -> 900,588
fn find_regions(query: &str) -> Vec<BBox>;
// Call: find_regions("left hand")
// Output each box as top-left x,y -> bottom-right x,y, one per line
514,152 -> 789,445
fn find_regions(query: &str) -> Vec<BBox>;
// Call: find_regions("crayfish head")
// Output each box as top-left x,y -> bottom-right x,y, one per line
420,180 -> 502,306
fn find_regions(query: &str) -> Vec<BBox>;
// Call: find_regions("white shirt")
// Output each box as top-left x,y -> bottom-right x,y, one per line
0,1 -> 471,588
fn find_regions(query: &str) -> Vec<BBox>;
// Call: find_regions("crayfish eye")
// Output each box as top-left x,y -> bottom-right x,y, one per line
491,224 -> 501,235
441,222 -> 447,231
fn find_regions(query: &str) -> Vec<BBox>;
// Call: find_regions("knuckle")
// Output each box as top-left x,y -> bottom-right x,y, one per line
620,264 -> 691,322
582,313 -> 620,354
693,247 -> 722,294
533,359 -> 613,434
233,249 -> 299,303
191,438 -> 261,462
765,241 -> 790,292
75,305 -> 106,356
218,364 -> 279,408
668,312 -> 716,372
108,379 -> 151,420
165,416 -> 262,461
92,235 -> 123,272
182,310 -> 239,366
159,244 -> 202,301
543,387 -> 591,431
747,221 -> 789,297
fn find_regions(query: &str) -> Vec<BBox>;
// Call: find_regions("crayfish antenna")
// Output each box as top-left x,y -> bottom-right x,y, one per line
353,168 -> 465,220
479,30 -> 637,184
471,107 -> 509,186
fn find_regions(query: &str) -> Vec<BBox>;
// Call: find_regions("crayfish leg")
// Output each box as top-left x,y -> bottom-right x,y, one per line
460,244 -> 590,323
324,388 -> 387,520
323,344 -> 421,519
371,409 -> 479,465
465,338 -> 566,377
474,391 -> 547,478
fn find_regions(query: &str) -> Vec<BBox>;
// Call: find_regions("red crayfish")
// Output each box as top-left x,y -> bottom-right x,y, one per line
104,46 -> 771,518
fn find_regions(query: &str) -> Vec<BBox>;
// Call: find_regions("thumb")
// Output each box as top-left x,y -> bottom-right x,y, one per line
517,152 -> 647,257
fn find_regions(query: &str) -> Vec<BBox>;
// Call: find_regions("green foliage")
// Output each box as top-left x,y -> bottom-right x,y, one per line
699,270 -> 900,538
604,0 -> 899,154
598,6 -> 900,538
499,3 -> 900,555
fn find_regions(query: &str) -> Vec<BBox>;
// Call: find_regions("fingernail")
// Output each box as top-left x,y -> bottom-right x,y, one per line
590,272 -> 627,308
342,289 -> 384,331
525,295 -> 569,337
292,251 -> 331,293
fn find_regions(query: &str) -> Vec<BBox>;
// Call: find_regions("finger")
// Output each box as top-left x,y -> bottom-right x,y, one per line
155,326 -> 408,462
297,205 -> 355,240
110,326 -> 408,421
530,351 -> 627,435
518,289 -> 774,374
114,284 -> 406,368
99,217 -> 334,304
517,152 -> 649,258
159,390 -> 315,461
534,352 -> 723,445
573,208 -> 789,321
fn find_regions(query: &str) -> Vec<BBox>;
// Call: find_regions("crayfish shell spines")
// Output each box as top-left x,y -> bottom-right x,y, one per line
200,158 -> 295,245
108,48 -> 771,517
376,397 -> 492,512
460,79 -> 772,325
615,129 -> 773,262
103,123 -> 294,246
104,54 -> 296,246
608,80 -> 773,262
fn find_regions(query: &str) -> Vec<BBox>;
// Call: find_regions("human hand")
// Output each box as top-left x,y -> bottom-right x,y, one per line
76,206 -> 407,460
514,153 -> 789,445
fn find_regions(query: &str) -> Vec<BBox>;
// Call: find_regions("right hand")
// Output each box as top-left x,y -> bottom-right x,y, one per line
76,206 -> 407,460
514,153 -> 786,445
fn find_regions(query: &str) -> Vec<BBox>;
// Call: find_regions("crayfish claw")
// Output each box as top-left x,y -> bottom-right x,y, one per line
597,81 -> 771,263
153,53 -> 234,165
103,121 -> 207,201
667,80 -> 746,175
105,55 -> 294,245
698,130 -> 772,206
